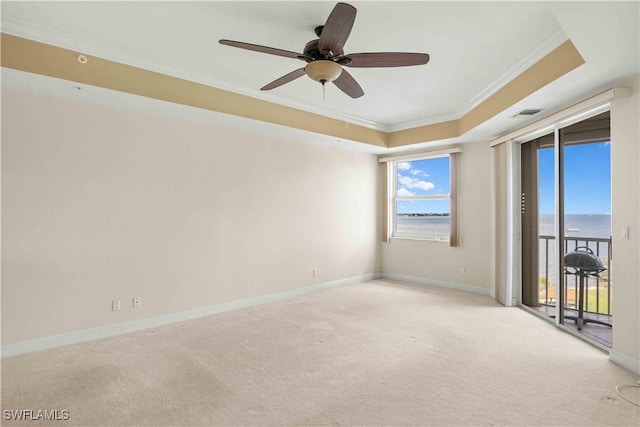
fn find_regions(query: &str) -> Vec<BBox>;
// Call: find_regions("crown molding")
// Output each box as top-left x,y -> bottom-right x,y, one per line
382,30 -> 568,133
4,15 -> 562,135
459,29 -> 568,118
383,112 -> 460,132
1,17 -> 584,147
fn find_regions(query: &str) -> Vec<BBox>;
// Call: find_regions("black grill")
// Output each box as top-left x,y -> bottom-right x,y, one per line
565,246 -> 607,274
563,246 -> 609,330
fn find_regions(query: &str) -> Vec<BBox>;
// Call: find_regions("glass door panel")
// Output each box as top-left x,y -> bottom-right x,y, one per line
537,145 -> 556,318
560,112 -> 612,346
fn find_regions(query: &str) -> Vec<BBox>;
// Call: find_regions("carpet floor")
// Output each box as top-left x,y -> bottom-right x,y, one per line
2,279 -> 639,426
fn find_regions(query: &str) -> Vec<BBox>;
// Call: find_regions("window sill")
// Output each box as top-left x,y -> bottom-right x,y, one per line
390,236 -> 450,243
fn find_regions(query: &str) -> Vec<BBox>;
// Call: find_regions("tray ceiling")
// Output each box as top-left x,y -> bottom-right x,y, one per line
1,1 -> 638,152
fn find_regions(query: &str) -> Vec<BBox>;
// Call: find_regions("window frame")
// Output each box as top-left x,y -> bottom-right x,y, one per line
380,147 -> 460,246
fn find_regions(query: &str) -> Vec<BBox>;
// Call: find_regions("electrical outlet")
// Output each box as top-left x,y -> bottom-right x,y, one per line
112,300 -> 121,311
459,267 -> 466,276
313,268 -> 319,277
133,297 -> 141,308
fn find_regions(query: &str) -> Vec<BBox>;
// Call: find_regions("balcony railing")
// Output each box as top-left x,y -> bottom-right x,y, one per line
539,235 -> 612,316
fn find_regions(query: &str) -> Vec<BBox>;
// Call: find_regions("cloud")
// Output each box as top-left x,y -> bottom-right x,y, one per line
396,164 -> 429,177
398,175 -> 435,191
397,188 -> 414,197
413,181 -> 436,191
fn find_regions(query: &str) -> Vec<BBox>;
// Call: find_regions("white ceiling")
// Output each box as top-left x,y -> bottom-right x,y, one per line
1,1 -> 639,152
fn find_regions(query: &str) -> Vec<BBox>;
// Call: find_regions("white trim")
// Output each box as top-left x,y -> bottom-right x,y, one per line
384,112 -> 460,133
391,235 -> 451,243
463,30 -> 568,117
554,103 -> 612,132
396,194 -> 450,201
489,143 -> 497,300
490,87 -> 630,147
379,146 -> 462,163
385,30 -> 568,133
0,273 -> 380,358
511,124 -> 555,145
553,126 -> 562,325
381,273 -> 491,296
609,349 -> 640,375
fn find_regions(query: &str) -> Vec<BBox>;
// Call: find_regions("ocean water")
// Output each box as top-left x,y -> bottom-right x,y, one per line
539,214 -> 611,238
396,214 -> 611,239
395,215 -> 450,236
537,214 -> 611,288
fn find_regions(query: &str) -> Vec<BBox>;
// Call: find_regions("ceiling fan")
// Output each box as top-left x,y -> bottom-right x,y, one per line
219,2 -> 430,98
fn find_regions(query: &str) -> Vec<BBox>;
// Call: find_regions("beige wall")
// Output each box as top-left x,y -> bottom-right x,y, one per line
611,75 -> 640,364
3,78 -> 636,367
1,89 -> 380,345
380,142 -> 492,290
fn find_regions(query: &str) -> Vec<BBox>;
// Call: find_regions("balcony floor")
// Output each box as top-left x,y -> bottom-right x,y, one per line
533,305 -> 612,347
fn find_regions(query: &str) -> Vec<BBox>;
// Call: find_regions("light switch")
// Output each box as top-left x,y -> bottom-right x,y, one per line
620,226 -> 630,240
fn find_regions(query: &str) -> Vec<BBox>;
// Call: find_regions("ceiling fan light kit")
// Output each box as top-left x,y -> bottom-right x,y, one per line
305,60 -> 342,84
219,2 -> 430,98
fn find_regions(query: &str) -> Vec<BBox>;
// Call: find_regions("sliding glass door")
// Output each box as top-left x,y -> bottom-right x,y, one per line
520,111 -> 612,346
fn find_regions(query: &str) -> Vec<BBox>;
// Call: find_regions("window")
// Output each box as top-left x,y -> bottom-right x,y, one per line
380,148 -> 460,245
394,156 -> 450,240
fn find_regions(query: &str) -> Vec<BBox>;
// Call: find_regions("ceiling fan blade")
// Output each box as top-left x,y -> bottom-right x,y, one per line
219,39 -> 302,60
261,68 -> 306,91
318,3 -> 357,55
344,52 -> 430,68
333,68 -> 364,98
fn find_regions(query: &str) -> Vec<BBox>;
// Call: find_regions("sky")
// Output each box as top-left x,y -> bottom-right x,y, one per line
396,157 -> 450,214
538,142 -> 611,214
396,142 -> 611,215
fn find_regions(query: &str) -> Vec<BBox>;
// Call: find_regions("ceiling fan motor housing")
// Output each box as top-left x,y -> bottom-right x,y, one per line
304,39 -> 343,60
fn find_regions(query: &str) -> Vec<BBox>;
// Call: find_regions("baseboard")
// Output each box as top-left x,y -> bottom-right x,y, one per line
610,349 -> 640,375
380,273 -> 491,296
1,273 -> 380,358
